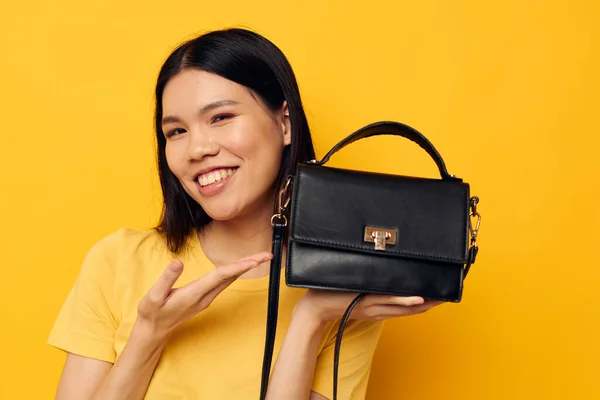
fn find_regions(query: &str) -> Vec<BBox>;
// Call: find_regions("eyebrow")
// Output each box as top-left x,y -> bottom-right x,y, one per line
161,100 -> 241,125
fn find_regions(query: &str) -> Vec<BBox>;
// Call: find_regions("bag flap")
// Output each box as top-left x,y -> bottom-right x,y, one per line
289,164 -> 470,263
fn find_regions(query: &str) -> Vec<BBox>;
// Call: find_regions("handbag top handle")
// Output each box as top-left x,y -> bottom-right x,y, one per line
313,121 -> 461,182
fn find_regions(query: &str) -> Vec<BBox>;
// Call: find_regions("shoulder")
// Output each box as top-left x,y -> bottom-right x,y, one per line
80,227 -> 171,279
86,227 -> 169,259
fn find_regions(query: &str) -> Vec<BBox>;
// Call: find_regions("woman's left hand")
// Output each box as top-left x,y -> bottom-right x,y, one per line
295,289 -> 445,324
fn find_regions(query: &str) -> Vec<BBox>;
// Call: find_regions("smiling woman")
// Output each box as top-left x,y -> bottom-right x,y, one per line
47,28 -> 439,400
161,69 -> 290,222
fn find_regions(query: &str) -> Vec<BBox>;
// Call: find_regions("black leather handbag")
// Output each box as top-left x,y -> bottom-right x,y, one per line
260,121 -> 482,400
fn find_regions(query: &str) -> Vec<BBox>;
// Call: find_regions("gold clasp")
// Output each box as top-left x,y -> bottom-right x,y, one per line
277,177 -> 292,214
271,177 -> 293,227
364,227 -> 397,251
373,231 -> 390,250
469,196 -> 482,246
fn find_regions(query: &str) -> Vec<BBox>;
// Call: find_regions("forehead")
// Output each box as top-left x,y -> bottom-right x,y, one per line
162,69 -> 251,109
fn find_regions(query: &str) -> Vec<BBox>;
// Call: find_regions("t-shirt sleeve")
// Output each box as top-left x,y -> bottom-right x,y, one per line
311,319 -> 384,400
47,233 -> 120,363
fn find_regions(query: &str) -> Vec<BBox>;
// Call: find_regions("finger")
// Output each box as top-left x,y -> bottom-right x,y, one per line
195,253 -> 275,304
387,296 -> 425,306
363,305 -> 420,320
204,256 -> 267,288
147,260 -> 184,303
198,277 -> 237,307
364,294 -> 425,307
185,254 -> 271,298
212,251 -> 273,267
228,251 -> 273,264
406,301 -> 444,314
423,300 -> 445,308
210,251 -> 274,280
367,301 -> 443,319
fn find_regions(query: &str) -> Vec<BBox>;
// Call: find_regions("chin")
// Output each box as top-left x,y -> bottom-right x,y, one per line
202,204 -> 245,222
203,198 -> 270,223
192,183 -> 274,223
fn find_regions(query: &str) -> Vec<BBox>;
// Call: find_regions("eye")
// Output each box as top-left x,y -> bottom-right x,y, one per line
165,128 -> 186,138
211,113 -> 234,124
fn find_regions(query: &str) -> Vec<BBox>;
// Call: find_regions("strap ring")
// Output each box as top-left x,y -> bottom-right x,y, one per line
270,214 -> 287,227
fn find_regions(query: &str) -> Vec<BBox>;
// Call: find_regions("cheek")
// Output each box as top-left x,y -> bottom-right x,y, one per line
165,143 -> 185,178
233,116 -> 285,164
239,132 -> 281,165
247,142 -> 284,186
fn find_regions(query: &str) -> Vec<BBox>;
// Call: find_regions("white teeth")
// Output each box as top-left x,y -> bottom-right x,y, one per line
198,168 -> 235,187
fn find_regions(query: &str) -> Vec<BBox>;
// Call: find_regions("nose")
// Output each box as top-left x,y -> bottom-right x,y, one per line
186,128 -> 219,162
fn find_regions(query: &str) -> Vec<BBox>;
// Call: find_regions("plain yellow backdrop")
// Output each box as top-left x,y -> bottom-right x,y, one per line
1,0 -> 598,399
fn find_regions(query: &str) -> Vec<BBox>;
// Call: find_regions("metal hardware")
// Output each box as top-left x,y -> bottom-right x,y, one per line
470,196 -> 479,214
364,227 -> 397,250
271,177 -> 293,227
277,177 -> 292,214
469,196 -> 481,247
270,214 -> 287,227
373,231 -> 390,250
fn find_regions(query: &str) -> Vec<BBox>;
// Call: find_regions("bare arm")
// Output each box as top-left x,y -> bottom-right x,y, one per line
92,321 -> 166,399
55,254 -> 272,400
56,321 -> 165,400
55,355 -> 111,400
68,309 -> 329,400
267,290 -> 442,400
266,307 -> 327,399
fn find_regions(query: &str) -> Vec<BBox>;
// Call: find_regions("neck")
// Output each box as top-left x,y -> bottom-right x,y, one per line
199,199 -> 277,279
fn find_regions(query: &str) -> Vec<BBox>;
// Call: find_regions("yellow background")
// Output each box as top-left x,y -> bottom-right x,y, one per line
1,0 -> 598,398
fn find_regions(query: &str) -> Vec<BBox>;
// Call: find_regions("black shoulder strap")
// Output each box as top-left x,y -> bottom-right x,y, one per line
259,221 -> 286,400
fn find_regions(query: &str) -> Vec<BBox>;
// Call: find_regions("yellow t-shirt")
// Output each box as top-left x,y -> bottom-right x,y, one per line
48,228 -> 383,400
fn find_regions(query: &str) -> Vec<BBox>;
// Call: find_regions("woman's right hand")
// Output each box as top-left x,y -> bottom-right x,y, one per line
135,252 -> 273,340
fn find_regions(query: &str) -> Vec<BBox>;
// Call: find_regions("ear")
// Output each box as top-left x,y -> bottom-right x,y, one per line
280,101 -> 292,146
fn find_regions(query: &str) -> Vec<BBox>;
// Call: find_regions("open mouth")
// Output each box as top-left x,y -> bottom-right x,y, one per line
197,167 -> 237,187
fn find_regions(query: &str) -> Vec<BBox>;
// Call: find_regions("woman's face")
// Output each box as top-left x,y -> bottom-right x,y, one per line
161,69 -> 291,221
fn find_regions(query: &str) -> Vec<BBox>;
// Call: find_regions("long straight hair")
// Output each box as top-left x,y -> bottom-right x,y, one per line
154,28 -> 316,253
